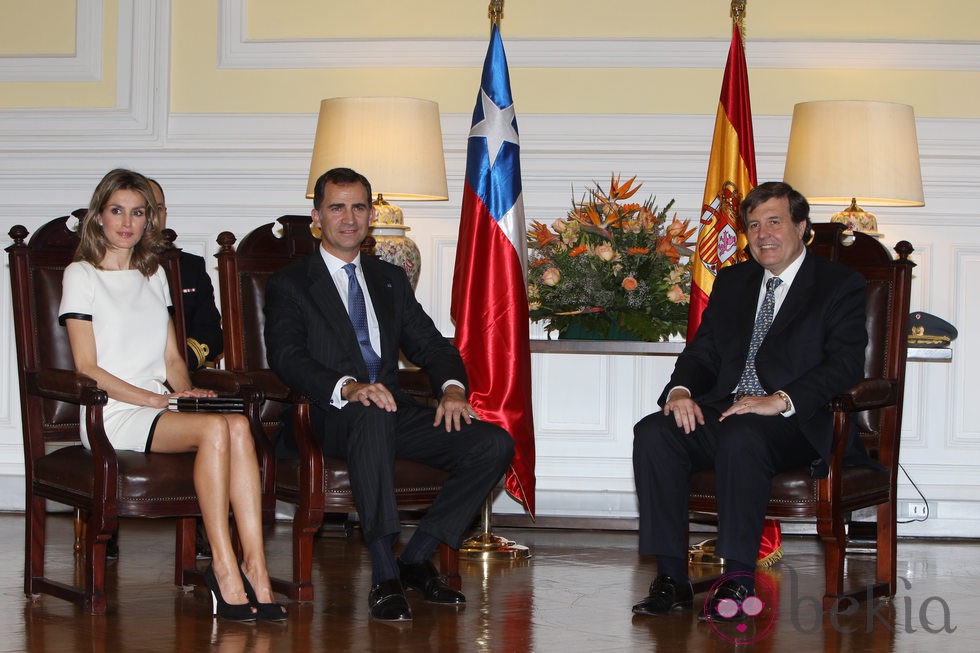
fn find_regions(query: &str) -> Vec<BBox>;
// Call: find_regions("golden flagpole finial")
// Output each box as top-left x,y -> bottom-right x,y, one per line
731,0 -> 747,41
489,0 -> 504,29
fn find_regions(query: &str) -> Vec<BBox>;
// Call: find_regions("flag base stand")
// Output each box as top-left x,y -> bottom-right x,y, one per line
459,496 -> 531,560
688,538 -> 725,566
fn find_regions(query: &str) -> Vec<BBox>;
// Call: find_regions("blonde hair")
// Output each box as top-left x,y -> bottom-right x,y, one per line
74,169 -> 166,277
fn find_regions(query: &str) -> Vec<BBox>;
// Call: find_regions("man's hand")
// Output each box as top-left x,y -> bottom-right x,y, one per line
343,381 -> 397,412
719,394 -> 784,421
662,388 -> 704,434
433,385 -> 477,432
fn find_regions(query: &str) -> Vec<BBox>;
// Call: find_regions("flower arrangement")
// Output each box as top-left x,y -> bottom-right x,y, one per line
527,175 -> 695,342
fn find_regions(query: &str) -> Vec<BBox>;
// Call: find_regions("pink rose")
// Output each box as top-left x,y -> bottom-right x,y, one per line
541,267 -> 561,286
621,276 -> 638,291
666,284 -> 687,303
595,244 -> 615,261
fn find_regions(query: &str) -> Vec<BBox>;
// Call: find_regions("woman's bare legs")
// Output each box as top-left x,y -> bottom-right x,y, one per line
223,414 -> 277,605
152,411 -> 275,607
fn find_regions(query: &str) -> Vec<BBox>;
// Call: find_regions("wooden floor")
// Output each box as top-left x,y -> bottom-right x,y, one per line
1,513 -> 976,652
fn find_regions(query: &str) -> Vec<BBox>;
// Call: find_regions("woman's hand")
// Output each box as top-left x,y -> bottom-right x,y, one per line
169,388 -> 218,399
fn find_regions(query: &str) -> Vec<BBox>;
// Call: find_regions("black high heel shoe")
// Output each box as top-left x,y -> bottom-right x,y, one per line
204,565 -> 257,622
239,568 -> 288,622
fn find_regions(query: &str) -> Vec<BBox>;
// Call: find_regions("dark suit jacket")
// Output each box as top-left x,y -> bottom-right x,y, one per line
263,252 -> 467,444
660,251 -> 868,468
178,252 -> 223,370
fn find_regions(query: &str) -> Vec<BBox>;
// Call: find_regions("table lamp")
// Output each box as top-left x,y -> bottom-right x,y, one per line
783,100 -> 924,236
306,96 -> 449,288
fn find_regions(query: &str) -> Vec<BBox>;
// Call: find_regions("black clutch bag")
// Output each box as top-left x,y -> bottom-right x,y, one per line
167,396 -> 245,413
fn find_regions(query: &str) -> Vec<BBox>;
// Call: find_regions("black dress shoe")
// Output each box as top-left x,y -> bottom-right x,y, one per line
700,578 -> 754,622
398,559 -> 466,605
632,574 -> 694,616
369,579 -> 412,621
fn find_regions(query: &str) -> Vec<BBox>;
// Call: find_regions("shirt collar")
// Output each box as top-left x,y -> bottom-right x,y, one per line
319,245 -> 361,278
764,247 -> 806,288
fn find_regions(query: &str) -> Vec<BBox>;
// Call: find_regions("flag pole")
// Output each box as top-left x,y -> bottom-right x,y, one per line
688,0 -> 749,570
458,0 -> 531,561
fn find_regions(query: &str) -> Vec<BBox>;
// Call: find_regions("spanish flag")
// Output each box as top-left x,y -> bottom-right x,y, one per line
688,11 -> 783,568
687,22 -> 754,340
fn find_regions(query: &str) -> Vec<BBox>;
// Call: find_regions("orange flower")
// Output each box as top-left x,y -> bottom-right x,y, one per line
529,220 -> 557,248
655,235 -> 681,263
569,244 -> 588,258
621,276 -> 638,291
666,216 -> 696,241
607,174 -> 641,201
627,246 -> 650,255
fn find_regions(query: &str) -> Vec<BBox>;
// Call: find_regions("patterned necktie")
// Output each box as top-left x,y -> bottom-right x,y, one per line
735,276 -> 783,398
343,263 -> 382,383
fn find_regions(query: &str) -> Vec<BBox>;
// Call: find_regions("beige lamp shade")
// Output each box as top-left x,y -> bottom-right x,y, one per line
783,100 -> 924,207
305,96 -> 449,201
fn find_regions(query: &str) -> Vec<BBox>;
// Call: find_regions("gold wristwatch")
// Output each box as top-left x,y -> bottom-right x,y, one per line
773,390 -> 792,415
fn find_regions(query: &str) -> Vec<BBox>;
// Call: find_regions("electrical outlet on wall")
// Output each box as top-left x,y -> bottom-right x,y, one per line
907,502 -> 928,517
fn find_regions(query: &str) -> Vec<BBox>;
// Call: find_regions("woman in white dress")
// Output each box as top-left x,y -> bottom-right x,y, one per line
60,169 -> 285,622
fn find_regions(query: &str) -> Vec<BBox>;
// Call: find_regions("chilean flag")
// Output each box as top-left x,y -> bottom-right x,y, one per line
451,25 -> 536,517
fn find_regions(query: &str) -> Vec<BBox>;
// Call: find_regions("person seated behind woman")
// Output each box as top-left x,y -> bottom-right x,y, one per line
58,168 -> 286,622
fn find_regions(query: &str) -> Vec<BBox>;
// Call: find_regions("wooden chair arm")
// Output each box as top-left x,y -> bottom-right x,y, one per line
28,369 -> 106,405
191,368 -> 260,396
233,369 -> 298,403
828,378 -> 897,413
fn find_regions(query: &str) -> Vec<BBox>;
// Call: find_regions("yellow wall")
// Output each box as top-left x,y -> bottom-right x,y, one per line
0,0 -> 116,108
2,0 -> 980,116
0,0 -> 76,54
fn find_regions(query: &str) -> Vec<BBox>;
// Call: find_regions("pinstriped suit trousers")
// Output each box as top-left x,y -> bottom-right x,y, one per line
320,399 -> 514,548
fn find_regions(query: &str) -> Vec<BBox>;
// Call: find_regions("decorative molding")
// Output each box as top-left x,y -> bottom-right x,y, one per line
217,0 -> 980,71
951,246 -> 980,445
0,0 -> 169,146
0,265 -> 12,428
0,0 -> 102,82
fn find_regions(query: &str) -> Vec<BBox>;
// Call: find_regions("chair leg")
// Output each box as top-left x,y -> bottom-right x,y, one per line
876,501 -> 897,596
73,508 -> 86,555
175,517 -> 197,587
82,512 -> 110,615
288,508 -> 322,602
817,515 -> 847,610
439,543 -> 461,591
24,494 -> 46,598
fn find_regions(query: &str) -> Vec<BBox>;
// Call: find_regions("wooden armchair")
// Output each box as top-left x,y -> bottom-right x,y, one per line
689,223 -> 914,609
6,216 -> 273,615
215,215 -> 456,602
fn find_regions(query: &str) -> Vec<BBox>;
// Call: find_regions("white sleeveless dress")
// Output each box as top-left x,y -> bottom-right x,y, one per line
59,261 -> 172,451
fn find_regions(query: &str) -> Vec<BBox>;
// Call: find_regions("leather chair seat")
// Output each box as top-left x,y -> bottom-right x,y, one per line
276,457 -> 447,500
35,446 -> 198,504
690,465 -> 891,510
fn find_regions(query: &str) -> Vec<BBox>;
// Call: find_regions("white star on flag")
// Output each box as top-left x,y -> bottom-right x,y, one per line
468,89 -> 519,168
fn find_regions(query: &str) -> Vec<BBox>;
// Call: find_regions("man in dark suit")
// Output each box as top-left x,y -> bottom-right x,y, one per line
631,181 -> 868,620
263,167 -> 514,622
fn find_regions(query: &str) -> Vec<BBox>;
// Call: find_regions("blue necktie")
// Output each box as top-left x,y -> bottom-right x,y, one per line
735,276 -> 782,398
343,263 -> 382,383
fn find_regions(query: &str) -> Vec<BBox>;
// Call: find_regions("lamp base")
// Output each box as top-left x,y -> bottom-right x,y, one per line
371,199 -> 421,289
830,198 -> 883,237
